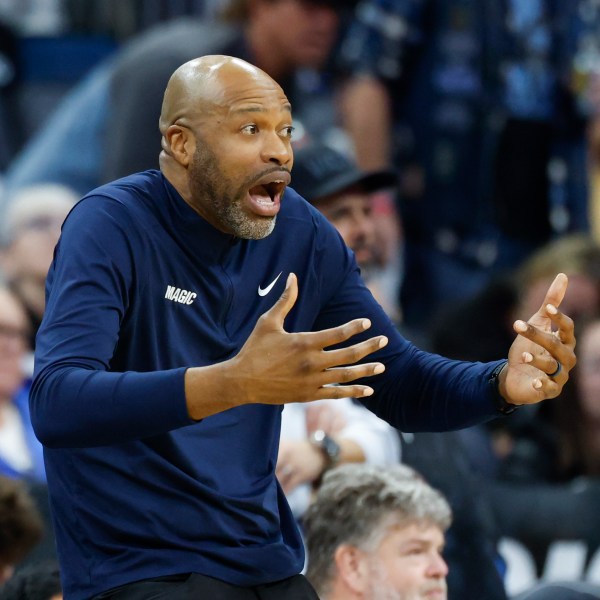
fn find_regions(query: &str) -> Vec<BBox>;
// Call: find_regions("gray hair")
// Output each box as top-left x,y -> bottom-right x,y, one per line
304,463 -> 452,597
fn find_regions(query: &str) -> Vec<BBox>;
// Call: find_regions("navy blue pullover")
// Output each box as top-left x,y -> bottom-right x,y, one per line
31,171 -> 503,599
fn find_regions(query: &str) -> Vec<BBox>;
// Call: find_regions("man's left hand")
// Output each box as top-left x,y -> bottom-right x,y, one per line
499,273 -> 576,406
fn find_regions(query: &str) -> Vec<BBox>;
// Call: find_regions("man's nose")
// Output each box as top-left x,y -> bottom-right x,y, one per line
261,133 -> 292,166
428,552 -> 449,578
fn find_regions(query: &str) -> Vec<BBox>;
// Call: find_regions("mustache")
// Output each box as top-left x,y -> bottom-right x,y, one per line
246,166 -> 292,188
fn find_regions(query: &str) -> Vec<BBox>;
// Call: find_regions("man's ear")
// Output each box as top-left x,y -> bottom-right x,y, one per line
334,544 -> 368,595
164,124 -> 195,167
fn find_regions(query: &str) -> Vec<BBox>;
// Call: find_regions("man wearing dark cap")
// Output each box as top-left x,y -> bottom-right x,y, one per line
292,143 -> 399,316
291,143 -> 396,269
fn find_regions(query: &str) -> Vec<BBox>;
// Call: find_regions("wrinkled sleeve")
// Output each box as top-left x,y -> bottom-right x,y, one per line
31,197 -> 193,449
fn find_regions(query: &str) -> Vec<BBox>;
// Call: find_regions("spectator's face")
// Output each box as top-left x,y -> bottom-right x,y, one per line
362,522 -> 448,600
314,189 -> 375,267
255,0 -> 339,69
0,289 -> 28,401
3,210 -> 67,283
187,68 -> 293,239
577,320 -> 600,421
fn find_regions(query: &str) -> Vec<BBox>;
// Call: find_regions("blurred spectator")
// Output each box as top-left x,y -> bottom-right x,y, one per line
279,399 -> 400,519
0,560 -> 62,600
278,142 -> 400,518
0,476 -> 43,585
338,0 -> 600,332
563,317 -> 600,477
0,184 -> 77,351
0,284 -> 44,482
1,0 -> 355,209
290,141 -> 399,318
399,431 -> 509,600
0,0 -> 67,36
430,234 -> 600,475
489,317 -> 600,569
426,235 -> 600,591
431,233 -> 600,364
304,463 -> 451,600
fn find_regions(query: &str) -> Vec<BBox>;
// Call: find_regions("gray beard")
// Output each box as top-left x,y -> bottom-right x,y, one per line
220,200 -> 276,240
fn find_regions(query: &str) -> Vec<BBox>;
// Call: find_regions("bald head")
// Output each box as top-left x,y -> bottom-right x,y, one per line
159,55 -> 283,135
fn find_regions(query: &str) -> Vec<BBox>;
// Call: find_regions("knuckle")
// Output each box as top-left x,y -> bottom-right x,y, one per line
346,347 -> 361,364
342,366 -> 355,381
328,386 -> 345,398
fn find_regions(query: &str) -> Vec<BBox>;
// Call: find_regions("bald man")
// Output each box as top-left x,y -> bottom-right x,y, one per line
31,56 -> 576,599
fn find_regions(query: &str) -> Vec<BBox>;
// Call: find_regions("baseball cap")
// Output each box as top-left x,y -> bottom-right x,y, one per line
290,143 -> 397,204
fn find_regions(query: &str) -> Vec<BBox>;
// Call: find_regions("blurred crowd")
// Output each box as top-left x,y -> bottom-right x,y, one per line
1,0 -> 600,598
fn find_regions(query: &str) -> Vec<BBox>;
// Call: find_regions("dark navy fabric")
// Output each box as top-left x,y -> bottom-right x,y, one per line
31,170 -> 503,599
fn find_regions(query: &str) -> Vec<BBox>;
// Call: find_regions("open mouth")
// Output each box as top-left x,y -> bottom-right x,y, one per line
249,180 -> 286,203
247,173 -> 290,217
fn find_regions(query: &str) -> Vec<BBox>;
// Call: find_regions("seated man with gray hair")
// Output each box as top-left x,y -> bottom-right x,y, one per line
303,463 -> 451,600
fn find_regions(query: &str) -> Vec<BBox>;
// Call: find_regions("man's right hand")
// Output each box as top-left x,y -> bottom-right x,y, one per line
185,273 -> 387,420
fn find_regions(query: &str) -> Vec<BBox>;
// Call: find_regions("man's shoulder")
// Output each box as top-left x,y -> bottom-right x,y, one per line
72,170 -> 164,218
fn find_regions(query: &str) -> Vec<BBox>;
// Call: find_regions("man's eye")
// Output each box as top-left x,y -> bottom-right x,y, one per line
279,126 -> 294,139
242,124 -> 258,135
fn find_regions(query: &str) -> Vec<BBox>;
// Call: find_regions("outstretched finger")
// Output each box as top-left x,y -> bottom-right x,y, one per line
261,272 -> 298,330
311,382 -> 377,401
538,272 -> 568,312
321,335 -> 389,369
319,362 -> 386,387
302,317 -> 380,352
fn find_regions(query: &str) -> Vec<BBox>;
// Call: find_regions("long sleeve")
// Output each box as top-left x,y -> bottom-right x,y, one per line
31,194 -> 193,448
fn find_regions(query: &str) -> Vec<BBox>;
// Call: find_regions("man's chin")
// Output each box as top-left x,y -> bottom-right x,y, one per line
232,215 -> 276,240
355,256 -> 376,271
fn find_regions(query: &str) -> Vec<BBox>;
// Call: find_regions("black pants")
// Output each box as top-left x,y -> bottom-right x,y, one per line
93,573 -> 321,600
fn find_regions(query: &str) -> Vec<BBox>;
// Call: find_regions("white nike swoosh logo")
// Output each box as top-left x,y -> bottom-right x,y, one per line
258,272 -> 283,297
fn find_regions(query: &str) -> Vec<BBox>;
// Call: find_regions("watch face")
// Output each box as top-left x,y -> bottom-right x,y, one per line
311,430 -> 341,464
322,433 -> 341,463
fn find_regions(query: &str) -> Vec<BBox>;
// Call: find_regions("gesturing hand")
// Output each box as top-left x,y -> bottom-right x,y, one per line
230,273 -> 388,406
499,273 -> 576,406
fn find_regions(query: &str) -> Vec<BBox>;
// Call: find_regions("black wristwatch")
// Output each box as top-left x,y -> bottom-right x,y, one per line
309,430 -> 341,469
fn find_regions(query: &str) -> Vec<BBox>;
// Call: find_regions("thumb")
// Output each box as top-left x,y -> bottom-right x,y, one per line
264,272 -> 298,330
